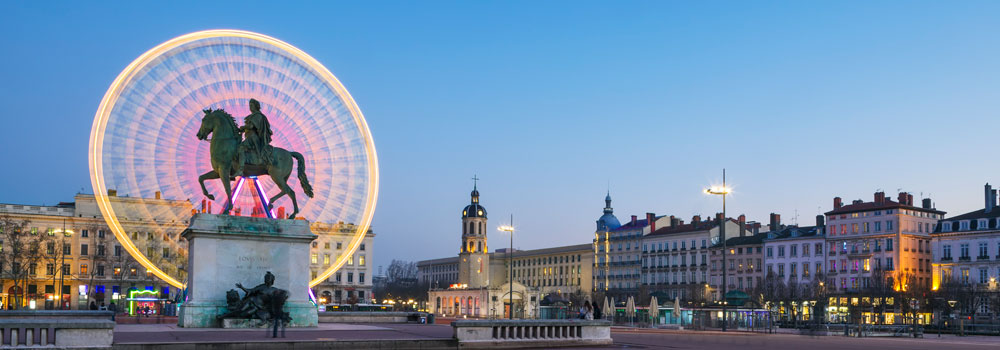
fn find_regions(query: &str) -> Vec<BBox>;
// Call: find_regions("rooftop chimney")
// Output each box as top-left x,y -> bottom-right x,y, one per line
898,192 -> 907,204
834,197 -> 842,209
646,213 -> 656,232
907,194 -> 914,206
816,214 -> 825,227
987,183 -> 995,214
752,222 -> 761,235
738,214 -> 747,237
922,198 -> 932,209
769,213 -> 781,231
692,215 -> 701,224
670,215 -> 679,227
874,191 -> 885,205
715,212 -> 724,225
631,215 -> 637,225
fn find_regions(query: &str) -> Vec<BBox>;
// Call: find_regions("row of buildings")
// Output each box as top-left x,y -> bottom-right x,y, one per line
0,191 -> 374,311
418,183 -> 1000,323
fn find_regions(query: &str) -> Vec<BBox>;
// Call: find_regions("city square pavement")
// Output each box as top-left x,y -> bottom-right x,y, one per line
113,323 -> 454,344
114,323 -> 1000,349
598,328 -> 1000,350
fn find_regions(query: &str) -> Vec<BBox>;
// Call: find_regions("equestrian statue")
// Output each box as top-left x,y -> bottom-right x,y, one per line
196,99 -> 314,219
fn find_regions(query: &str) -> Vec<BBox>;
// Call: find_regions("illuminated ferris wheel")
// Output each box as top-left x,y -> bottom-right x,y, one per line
89,30 -> 378,289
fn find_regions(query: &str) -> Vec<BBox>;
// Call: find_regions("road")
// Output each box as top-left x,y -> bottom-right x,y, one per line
599,329 -> 999,349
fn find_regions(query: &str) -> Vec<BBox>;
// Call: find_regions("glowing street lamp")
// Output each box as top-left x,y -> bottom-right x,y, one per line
498,216 -> 515,319
705,169 -> 731,331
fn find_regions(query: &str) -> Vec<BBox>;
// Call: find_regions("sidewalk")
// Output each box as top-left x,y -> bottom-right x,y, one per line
114,323 -> 454,344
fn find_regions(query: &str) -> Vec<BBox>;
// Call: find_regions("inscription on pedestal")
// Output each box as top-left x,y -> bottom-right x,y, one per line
235,256 -> 272,272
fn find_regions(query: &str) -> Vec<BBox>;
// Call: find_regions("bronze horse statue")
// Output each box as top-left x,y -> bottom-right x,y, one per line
196,108 -> 314,219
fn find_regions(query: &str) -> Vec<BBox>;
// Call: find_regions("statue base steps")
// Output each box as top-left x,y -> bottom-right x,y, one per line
222,318 -> 269,329
178,214 -> 319,328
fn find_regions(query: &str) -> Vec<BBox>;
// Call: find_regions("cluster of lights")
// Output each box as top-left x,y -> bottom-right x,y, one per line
704,186 -> 732,195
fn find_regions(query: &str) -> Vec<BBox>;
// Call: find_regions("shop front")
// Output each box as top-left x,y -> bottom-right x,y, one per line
826,296 -> 931,325
126,288 -> 172,316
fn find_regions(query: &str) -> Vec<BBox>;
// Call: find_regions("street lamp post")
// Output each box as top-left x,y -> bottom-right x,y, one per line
705,169 -> 730,331
498,215 -> 515,319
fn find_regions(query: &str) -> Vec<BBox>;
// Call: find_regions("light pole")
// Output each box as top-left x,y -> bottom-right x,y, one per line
705,169 -> 730,331
498,215 -> 515,319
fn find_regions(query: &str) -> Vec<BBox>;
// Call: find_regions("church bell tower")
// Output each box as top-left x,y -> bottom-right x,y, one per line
458,178 -> 489,288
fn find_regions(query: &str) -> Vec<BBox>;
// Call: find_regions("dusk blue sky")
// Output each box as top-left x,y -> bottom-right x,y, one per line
3,2 -> 1000,272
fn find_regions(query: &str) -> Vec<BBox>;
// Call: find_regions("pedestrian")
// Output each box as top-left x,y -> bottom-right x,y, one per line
584,301 -> 594,320
108,302 -> 117,322
90,301 -> 98,310
593,303 -> 602,320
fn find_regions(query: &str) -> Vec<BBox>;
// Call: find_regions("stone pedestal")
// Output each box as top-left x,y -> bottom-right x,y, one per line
178,213 -> 318,328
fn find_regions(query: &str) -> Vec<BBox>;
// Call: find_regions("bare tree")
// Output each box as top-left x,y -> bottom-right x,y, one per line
939,276 -> 991,321
108,238 -> 139,311
893,271 -> 927,325
81,224 -> 114,307
756,271 -> 786,317
0,215 -> 43,309
375,260 -> 426,310
42,230 -> 71,310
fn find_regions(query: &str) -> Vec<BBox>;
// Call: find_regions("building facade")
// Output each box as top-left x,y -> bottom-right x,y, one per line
502,244 -> 593,299
763,217 -> 827,287
932,184 -> 1000,319
0,193 -> 188,312
709,219 -> 766,303
824,192 -> 943,294
417,256 -> 459,288
642,214 -> 733,302
1,191 -> 375,312
593,194 -> 669,298
310,221 -> 376,305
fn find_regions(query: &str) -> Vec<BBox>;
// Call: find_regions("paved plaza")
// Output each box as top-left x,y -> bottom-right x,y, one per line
112,323 -> 1000,349
113,323 -> 454,344
604,328 -> 999,350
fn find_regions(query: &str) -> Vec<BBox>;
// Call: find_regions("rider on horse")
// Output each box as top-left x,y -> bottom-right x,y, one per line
237,98 -> 273,175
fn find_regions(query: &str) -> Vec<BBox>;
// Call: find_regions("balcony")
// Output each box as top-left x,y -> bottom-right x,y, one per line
977,256 -> 990,261
959,256 -> 971,261
940,257 -> 952,262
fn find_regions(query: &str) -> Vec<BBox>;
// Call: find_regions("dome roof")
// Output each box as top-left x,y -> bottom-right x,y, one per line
597,213 -> 621,230
463,203 -> 487,218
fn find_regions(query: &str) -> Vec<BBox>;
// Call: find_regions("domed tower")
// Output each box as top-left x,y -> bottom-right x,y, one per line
596,191 -> 621,231
459,181 -> 489,288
